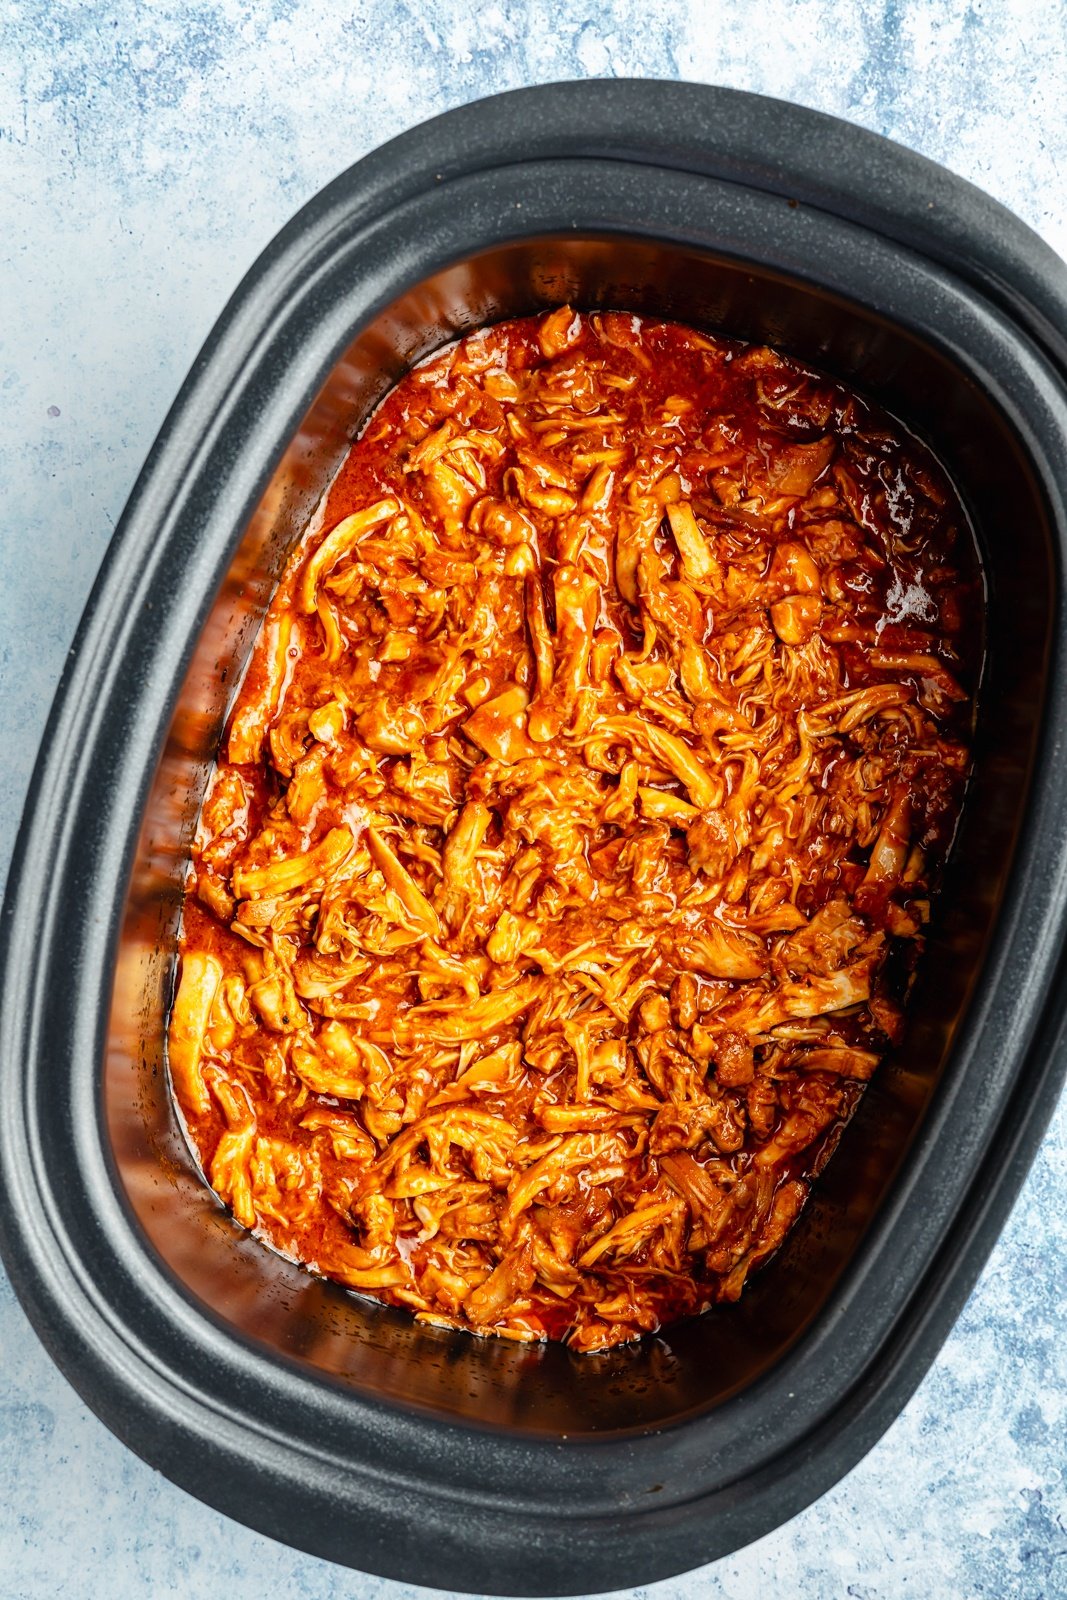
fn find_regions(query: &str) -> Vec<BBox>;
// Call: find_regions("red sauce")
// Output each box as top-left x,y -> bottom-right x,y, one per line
167,309 -> 979,1351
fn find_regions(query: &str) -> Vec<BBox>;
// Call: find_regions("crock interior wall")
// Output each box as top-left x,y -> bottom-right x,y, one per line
105,233 -> 1051,1436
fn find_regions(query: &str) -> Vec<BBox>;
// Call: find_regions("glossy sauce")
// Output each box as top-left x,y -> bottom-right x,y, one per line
168,309 -> 979,1351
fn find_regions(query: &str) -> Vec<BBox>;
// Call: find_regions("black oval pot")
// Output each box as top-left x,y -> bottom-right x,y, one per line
3,80 -> 1067,1596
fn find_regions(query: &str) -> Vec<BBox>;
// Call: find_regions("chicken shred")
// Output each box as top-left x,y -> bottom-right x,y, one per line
168,309 -> 979,1351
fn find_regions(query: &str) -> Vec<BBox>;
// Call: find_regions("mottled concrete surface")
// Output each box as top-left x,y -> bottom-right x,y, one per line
1,3 -> 1066,1597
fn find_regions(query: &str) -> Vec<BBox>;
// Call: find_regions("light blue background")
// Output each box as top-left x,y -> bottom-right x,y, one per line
2,4 -> 1065,1597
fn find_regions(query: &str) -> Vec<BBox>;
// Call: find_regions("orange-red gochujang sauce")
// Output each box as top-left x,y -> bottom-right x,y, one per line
168,309 -> 980,1351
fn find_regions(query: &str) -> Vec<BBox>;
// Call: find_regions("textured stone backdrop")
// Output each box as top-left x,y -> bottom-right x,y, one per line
1,4 -> 1065,1597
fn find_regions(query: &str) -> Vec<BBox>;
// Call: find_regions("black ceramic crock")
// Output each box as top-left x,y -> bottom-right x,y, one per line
3,81 -> 1067,1595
